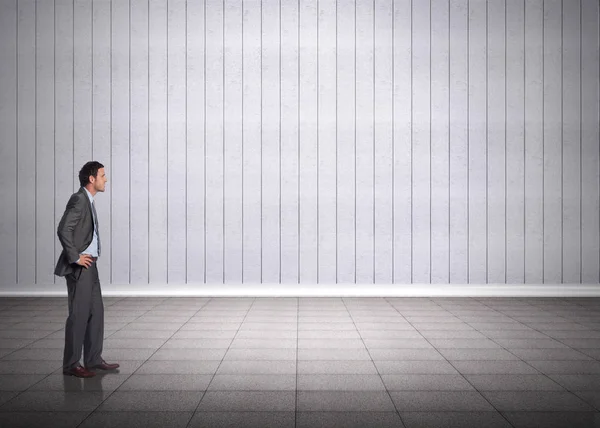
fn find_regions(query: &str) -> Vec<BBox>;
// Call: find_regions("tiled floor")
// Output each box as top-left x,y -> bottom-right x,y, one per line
0,296 -> 599,427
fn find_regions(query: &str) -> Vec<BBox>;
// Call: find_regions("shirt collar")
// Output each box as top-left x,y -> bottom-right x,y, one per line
82,187 -> 94,203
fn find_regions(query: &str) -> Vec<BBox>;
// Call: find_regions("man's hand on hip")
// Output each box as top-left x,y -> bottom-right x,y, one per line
76,254 -> 94,268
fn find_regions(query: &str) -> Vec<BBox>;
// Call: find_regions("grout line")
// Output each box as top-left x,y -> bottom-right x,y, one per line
185,297 -> 256,427
386,296 -> 520,428
340,297 -> 407,427
294,297 -> 299,428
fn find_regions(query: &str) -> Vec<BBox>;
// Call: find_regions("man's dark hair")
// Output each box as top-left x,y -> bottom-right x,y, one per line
78,161 -> 105,187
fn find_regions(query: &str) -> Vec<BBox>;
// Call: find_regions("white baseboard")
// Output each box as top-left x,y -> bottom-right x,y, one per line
0,283 -> 599,297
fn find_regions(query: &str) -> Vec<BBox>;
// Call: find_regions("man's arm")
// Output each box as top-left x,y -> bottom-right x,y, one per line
57,194 -> 84,264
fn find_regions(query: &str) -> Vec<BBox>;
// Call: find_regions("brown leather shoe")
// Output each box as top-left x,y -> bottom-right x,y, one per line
86,360 -> 120,371
63,366 -> 96,378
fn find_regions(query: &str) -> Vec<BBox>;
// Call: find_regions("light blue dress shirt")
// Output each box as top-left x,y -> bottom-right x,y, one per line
80,187 -> 100,259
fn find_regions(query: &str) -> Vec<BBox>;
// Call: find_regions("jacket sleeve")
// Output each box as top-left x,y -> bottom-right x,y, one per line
57,193 -> 84,264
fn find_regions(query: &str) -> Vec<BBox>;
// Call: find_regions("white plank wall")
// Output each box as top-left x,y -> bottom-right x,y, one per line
0,0 -> 598,289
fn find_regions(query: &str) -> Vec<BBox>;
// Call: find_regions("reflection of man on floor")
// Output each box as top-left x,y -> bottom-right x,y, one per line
55,161 -> 119,378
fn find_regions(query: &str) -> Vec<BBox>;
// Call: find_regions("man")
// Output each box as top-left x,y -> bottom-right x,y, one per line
54,161 -> 119,378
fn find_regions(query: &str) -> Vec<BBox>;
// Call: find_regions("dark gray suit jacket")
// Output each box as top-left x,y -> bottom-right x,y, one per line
54,187 -> 95,278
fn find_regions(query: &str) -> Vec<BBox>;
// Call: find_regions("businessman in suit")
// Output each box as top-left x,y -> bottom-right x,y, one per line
55,161 -> 119,378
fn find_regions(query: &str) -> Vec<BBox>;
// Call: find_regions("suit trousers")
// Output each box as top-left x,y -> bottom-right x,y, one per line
63,261 -> 104,370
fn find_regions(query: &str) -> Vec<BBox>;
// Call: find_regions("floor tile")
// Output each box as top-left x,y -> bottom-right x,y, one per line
79,411 -> 193,428
298,374 -> 386,391
136,360 -> 220,374
196,391 -> 295,411
502,411 -> 600,428
451,361 -> 540,375
0,391 -> 106,412
216,360 -> 296,375
481,391 -> 596,411
298,360 -> 378,375
97,391 -> 203,412
0,412 -> 89,428
29,373 -> 129,392
207,374 -> 296,391
382,374 -> 475,391
400,411 -> 512,428
119,374 -> 212,391
0,374 -> 46,391
296,411 -> 404,428
297,391 -> 396,411
389,391 -> 495,411
464,375 -> 564,391
189,411 -> 294,428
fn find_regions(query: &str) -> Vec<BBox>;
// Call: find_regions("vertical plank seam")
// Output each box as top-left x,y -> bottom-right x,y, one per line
14,0 -> 18,282
579,0 -> 582,284
298,0 -> 302,284
204,0 -> 207,283
504,0 -> 507,285
185,0 -> 188,283
261,0 -> 263,283
35,0 -> 37,285
54,0 -> 57,285
280,0 -> 282,283
166,0 -> 169,284
129,0 -> 132,285
448,0 -> 451,284
316,0 -> 319,284
222,0 -> 225,284
448,0 -> 452,284
486,0 -> 488,284
110,0 -> 113,284
354,0 -> 357,284
467,0 -> 469,283
560,0 -> 565,284
148,0 -> 150,284
335,0 -> 338,284
541,0 -> 546,284
242,0 -> 245,283
561,0 -> 564,283
524,0 -> 528,283
392,0 -> 395,284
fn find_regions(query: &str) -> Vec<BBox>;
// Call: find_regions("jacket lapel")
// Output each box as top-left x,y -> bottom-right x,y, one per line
79,187 -> 94,224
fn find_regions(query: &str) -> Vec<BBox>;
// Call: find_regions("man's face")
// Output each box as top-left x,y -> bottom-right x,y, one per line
90,167 -> 107,192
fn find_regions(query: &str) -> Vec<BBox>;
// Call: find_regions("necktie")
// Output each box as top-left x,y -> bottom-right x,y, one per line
91,200 -> 101,257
